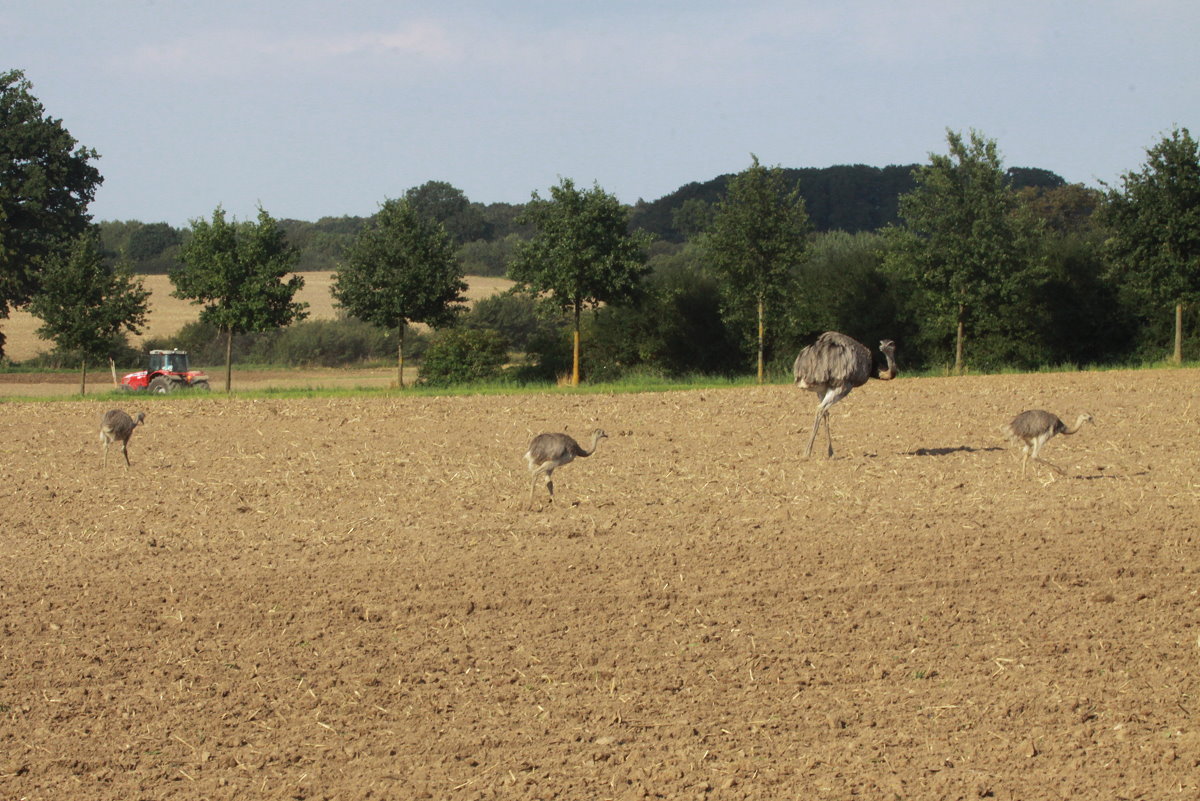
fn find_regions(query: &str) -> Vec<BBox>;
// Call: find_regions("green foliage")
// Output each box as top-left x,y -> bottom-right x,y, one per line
1035,229 -> 1137,366
97,220 -> 183,274
144,317 -> 425,368
478,202 -> 534,240
100,216 -> 366,275
172,206 -> 308,389
510,179 -> 651,313
631,164 -> 924,242
127,222 -> 181,262
459,289 -> 549,352
404,181 -> 492,245
418,327 -> 508,386
789,231 -> 908,353
1005,167 -> 1066,191
587,242 -> 743,378
1101,126 -> 1200,361
706,155 -> 810,380
457,234 -> 521,277
882,129 -> 1048,371
454,289 -> 572,381
278,216 -> 365,271
670,198 -> 715,239
332,197 -> 467,385
19,339 -> 145,371
27,229 -> 151,390
174,206 -> 307,334
509,178 -> 650,383
334,198 -> 467,330
267,318 -> 416,367
1017,184 -> 1102,235
0,69 -> 103,356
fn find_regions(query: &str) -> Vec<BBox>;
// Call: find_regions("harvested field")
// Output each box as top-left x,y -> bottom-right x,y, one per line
2,368 -> 1199,799
0,272 -> 514,363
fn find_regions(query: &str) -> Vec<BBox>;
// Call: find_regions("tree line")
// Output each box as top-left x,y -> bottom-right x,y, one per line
95,164 -> 1064,278
3,67 -> 1199,392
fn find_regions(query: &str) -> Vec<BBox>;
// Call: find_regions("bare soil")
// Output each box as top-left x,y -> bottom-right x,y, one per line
2,368 -> 1199,800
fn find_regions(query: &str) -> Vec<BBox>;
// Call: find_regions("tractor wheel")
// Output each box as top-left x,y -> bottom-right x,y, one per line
191,380 -> 211,391
148,376 -> 174,394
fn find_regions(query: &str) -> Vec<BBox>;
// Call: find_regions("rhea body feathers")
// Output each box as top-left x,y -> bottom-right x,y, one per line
100,409 -> 145,467
1005,409 -> 1094,477
793,332 -> 897,458
524,429 -> 607,508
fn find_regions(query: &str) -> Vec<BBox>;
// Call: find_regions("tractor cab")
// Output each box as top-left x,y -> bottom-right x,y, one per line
149,349 -> 189,374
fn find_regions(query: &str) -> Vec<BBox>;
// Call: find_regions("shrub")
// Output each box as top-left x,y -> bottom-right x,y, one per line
142,317 -> 426,368
20,336 -> 143,370
419,328 -> 508,386
268,318 -> 420,367
460,290 -> 546,351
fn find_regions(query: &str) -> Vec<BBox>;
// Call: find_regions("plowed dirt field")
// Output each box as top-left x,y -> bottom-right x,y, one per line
2,368 -> 1199,800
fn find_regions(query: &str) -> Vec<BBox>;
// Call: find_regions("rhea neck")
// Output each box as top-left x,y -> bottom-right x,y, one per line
582,431 -> 605,455
1061,415 -> 1090,435
874,349 -> 898,381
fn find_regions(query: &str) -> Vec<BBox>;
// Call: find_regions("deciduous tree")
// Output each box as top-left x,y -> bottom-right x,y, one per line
332,198 -> 467,387
883,130 -> 1046,372
1101,126 -> 1200,363
0,69 -> 103,357
706,156 -> 810,382
172,206 -> 307,391
509,179 -> 650,385
28,229 -> 150,393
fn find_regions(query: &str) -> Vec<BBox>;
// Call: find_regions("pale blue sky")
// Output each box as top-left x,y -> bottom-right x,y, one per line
4,1 -> 1197,226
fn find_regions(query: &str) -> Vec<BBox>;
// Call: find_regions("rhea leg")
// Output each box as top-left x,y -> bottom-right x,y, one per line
528,470 -> 542,509
1029,434 -> 1065,477
528,465 -> 554,509
804,408 -> 825,458
805,386 -> 850,458
808,409 -> 834,458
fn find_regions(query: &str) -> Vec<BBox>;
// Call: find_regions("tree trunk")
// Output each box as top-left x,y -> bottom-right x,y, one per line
1174,302 -> 1184,364
80,359 -> 87,396
397,322 -> 406,388
572,303 -> 581,387
225,328 -> 234,393
756,297 -> 765,384
955,304 -> 966,375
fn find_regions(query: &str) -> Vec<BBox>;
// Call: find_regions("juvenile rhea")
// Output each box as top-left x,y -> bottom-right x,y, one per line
100,409 -> 145,468
524,429 -> 607,509
1004,409 -> 1093,477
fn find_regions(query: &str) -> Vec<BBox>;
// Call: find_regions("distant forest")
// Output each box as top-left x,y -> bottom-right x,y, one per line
98,163 -> 1069,276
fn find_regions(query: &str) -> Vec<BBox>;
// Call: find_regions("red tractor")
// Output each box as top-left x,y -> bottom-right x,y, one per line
120,349 -> 211,393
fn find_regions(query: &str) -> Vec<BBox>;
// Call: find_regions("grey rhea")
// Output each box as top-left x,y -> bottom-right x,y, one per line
1004,409 -> 1094,477
793,332 -> 898,458
100,409 -> 145,467
524,429 -> 607,508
